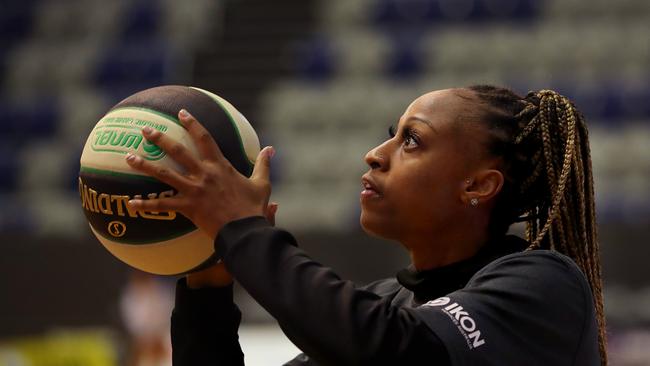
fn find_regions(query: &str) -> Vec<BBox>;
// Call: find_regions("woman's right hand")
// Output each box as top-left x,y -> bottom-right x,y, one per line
185,202 -> 278,289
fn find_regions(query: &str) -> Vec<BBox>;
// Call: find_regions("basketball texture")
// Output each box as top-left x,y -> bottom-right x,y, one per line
79,85 -> 260,275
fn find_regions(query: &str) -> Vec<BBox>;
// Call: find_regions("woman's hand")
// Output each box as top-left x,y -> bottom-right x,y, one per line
125,109 -> 274,241
185,202 -> 278,289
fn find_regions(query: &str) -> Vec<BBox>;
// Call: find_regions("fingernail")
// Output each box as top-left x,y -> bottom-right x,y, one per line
266,146 -> 275,159
142,126 -> 153,135
125,153 -> 140,163
127,199 -> 138,207
179,109 -> 190,118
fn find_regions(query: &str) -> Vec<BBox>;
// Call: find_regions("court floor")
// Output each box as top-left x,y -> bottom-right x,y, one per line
239,323 -> 302,365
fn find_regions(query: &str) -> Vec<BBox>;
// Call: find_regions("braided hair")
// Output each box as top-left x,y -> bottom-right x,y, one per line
466,85 -> 607,364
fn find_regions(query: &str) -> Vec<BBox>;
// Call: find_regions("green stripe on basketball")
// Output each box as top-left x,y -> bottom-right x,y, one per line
108,106 -> 182,126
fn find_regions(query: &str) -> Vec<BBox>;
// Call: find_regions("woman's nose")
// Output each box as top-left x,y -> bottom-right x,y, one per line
364,141 -> 390,171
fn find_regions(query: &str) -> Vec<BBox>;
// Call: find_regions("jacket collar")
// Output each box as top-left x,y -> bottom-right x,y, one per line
396,235 -> 529,301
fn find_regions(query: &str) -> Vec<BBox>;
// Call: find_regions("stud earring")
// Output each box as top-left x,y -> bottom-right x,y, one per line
465,178 -> 471,185
470,198 -> 479,207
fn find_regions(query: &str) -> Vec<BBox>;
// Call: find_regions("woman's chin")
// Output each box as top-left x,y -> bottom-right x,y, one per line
360,212 -> 390,239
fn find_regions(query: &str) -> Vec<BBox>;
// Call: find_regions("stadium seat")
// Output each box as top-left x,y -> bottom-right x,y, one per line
94,42 -> 170,96
385,34 -> 423,79
120,0 -> 162,40
0,0 -> 36,47
317,0 -> 374,28
0,195 -> 36,233
0,98 -> 59,138
333,31 -> 390,79
292,37 -> 336,81
19,140 -> 76,193
0,146 -> 19,193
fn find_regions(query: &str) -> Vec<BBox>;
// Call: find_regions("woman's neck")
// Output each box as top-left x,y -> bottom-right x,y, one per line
404,221 -> 491,271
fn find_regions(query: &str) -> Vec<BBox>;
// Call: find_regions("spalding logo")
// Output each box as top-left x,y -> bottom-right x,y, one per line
78,177 -> 176,221
108,221 -> 127,237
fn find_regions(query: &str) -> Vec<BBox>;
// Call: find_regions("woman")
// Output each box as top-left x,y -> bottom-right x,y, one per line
126,85 -> 607,365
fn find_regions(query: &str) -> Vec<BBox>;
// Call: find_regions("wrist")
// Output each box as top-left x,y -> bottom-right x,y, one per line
186,262 -> 233,289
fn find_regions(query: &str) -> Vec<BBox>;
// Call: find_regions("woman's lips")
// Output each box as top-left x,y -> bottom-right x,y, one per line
361,189 -> 380,199
361,175 -> 381,199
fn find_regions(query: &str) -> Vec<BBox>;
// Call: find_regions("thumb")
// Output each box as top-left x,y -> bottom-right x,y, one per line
265,202 -> 278,226
251,146 -> 274,182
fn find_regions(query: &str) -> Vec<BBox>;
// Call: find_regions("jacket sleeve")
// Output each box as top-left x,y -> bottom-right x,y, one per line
171,278 -> 244,366
215,216 -> 450,366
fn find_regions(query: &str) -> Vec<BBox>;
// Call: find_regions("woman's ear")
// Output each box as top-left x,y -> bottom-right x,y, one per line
463,169 -> 504,206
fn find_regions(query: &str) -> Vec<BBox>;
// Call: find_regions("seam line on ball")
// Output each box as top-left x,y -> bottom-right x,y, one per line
80,166 -> 159,182
191,87 -> 255,167
108,106 -> 182,127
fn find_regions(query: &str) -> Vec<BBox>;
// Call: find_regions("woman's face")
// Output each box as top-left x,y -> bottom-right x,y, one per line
360,89 -> 486,244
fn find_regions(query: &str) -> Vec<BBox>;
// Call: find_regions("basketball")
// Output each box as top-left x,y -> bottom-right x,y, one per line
78,85 -> 260,275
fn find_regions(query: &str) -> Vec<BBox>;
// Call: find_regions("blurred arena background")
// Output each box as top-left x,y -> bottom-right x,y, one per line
1,0 -> 649,365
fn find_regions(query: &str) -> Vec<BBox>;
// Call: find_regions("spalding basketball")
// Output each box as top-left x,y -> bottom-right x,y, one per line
78,85 -> 260,275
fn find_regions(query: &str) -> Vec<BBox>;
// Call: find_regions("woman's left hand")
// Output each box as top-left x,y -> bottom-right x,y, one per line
185,202 -> 278,289
125,109 -> 274,241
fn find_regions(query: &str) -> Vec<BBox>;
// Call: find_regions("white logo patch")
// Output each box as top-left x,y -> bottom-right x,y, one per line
422,297 -> 486,349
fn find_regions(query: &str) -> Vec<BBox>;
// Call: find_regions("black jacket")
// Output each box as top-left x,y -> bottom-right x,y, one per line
171,217 -> 600,365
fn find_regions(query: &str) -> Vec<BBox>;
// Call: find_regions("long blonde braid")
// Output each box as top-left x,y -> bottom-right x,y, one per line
467,85 -> 607,364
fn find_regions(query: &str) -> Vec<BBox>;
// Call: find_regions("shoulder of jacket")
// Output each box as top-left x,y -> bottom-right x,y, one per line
470,249 -> 589,289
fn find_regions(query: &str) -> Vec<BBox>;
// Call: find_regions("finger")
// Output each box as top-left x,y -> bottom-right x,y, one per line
126,153 -> 194,191
141,126 -> 202,174
127,196 -> 186,213
251,146 -> 274,183
265,202 -> 278,226
178,109 -> 224,163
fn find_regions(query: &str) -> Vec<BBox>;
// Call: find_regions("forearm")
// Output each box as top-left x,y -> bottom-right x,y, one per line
216,217 -> 448,365
171,279 -> 244,366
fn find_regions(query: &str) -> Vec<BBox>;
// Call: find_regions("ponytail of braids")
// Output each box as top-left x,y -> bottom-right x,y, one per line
467,85 -> 607,365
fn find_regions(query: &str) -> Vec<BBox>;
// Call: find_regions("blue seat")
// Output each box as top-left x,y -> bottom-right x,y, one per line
385,35 -> 423,79
620,85 -> 650,120
94,42 -> 169,92
0,0 -> 36,46
0,195 -> 36,233
0,45 -> 6,85
293,38 -> 336,82
0,142 -> 19,192
120,0 -> 162,40
470,0 -> 540,22
0,0 -> 36,80
568,86 -> 624,124
371,0 -> 435,29
443,0 -> 540,22
66,149 -> 83,193
599,88 -> 625,121
371,0 -> 540,28
0,98 -> 59,138
502,81 -> 629,126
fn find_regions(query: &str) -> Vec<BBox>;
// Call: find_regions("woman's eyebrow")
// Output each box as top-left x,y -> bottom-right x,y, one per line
405,115 -> 437,133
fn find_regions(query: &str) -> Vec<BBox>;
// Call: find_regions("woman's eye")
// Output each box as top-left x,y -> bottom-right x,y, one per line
402,128 -> 419,148
388,125 -> 419,148
404,134 -> 415,146
388,125 -> 396,138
